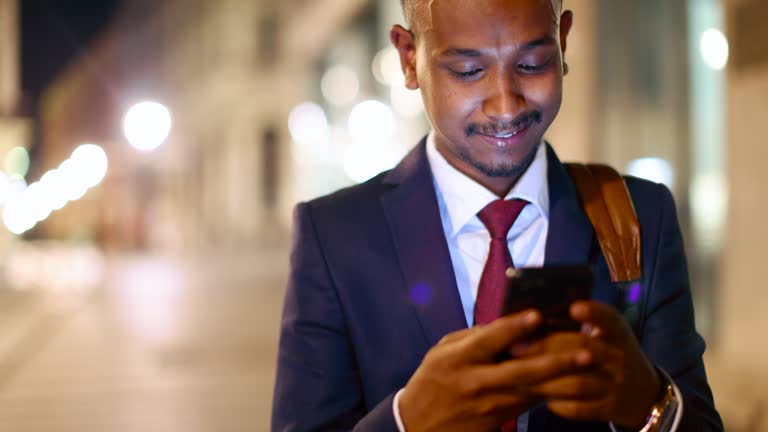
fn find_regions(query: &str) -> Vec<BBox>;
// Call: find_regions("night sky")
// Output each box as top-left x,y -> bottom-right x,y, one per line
20,0 -> 120,106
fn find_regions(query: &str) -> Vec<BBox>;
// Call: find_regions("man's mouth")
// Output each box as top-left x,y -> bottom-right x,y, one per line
486,124 -> 529,139
466,112 -> 541,139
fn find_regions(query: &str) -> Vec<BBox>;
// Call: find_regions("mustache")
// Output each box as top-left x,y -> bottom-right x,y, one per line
465,111 -> 542,137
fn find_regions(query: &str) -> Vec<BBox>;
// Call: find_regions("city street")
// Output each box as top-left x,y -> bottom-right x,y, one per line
0,241 -> 763,431
0,243 -> 289,431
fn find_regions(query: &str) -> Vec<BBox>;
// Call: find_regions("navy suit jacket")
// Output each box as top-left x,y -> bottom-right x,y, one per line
272,140 -> 722,431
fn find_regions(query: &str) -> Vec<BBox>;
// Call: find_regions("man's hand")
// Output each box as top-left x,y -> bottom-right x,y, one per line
520,301 -> 661,428
398,310 -> 593,432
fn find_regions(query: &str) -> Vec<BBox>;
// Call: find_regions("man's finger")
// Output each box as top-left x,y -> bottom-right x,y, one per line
514,332 -> 622,371
458,310 -> 541,362
528,369 -> 614,399
437,327 -> 480,345
546,398 -> 613,423
472,349 -> 592,391
570,301 -> 629,339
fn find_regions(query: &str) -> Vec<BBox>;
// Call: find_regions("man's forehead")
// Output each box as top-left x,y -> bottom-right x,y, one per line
411,0 -> 560,32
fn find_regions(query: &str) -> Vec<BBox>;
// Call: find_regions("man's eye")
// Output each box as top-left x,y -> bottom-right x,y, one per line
452,68 -> 483,79
518,58 -> 553,73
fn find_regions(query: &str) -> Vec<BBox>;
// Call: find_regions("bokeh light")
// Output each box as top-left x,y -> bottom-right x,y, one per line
626,157 -> 675,190
71,144 -> 109,188
372,47 -> 404,87
348,100 -> 395,141
288,102 -> 329,146
321,65 -> 360,107
700,28 -> 729,71
3,146 -> 30,178
2,144 -> 109,235
390,85 -> 424,117
123,101 -> 173,152
288,102 -> 331,164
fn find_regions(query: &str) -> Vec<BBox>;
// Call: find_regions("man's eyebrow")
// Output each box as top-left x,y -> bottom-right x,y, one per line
520,36 -> 557,50
437,36 -> 557,58
438,48 -> 484,58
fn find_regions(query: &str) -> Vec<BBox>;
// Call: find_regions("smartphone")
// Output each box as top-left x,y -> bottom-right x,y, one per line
501,265 -> 593,339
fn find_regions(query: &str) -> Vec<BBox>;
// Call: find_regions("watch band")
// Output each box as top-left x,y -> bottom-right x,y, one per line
639,369 -> 680,432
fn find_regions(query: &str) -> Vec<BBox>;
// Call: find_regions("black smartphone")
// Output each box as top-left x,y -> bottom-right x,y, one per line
501,265 -> 593,339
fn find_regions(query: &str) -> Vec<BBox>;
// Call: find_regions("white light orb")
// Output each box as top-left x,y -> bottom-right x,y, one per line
348,100 -> 396,142
690,173 -> 728,254
372,47 -> 405,87
343,141 -> 401,184
390,85 -> 424,117
321,65 -> 360,107
288,102 -> 332,164
39,169 -> 69,211
626,158 -> 675,190
700,28 -> 729,71
8,176 -> 26,197
24,182 -> 52,223
58,159 -> 89,202
123,101 -> 173,152
288,102 -> 329,146
70,144 -> 109,188
3,194 -> 35,235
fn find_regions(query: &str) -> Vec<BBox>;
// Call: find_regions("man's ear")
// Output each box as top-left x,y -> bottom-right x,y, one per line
559,10 -> 574,76
390,25 -> 419,90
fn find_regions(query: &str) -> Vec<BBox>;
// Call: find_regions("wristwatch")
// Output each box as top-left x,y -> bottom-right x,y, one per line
638,369 -> 681,432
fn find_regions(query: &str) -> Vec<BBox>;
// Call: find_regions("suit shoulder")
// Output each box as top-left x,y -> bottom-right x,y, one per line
621,175 -> 678,229
622,175 -> 674,206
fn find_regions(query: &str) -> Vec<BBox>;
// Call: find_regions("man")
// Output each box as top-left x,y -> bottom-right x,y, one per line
272,0 -> 722,431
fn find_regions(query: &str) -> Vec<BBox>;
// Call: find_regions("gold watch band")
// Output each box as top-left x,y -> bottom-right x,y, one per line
639,374 -> 679,432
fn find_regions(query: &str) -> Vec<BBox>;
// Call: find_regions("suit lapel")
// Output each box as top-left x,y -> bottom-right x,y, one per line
532,145 -> 604,431
381,140 -> 468,347
544,144 -> 595,267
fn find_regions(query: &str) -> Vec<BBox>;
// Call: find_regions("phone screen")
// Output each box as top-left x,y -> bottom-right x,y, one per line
501,265 -> 593,339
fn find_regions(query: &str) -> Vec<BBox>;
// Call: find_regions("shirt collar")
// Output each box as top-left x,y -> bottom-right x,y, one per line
426,131 -> 550,238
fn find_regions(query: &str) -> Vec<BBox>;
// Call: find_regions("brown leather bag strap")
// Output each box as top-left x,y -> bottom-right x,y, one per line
565,163 -> 642,283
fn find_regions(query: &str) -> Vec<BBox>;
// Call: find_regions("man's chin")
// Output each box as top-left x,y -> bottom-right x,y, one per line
464,145 -> 540,179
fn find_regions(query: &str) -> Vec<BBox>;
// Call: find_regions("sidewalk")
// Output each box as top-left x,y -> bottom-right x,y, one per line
0,243 -> 289,431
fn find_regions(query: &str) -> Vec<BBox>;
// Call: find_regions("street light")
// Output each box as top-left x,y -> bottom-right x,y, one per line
123,101 -> 173,152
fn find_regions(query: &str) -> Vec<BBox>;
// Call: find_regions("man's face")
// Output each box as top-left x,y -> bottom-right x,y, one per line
392,0 -> 572,191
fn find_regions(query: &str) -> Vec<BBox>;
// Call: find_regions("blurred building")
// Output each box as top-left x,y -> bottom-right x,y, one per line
0,0 -> 32,250
37,0 -> 377,252
30,0 -> 768,426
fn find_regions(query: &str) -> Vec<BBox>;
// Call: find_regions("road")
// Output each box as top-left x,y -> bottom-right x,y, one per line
0,244 -> 288,431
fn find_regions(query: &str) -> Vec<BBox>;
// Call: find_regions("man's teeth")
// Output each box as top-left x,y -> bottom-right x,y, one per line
494,130 -> 519,138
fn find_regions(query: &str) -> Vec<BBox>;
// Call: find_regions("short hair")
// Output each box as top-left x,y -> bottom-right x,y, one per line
401,0 -> 563,31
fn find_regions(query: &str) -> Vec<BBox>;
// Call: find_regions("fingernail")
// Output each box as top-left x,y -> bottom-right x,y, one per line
571,302 -> 587,316
524,310 -> 539,325
576,350 -> 591,365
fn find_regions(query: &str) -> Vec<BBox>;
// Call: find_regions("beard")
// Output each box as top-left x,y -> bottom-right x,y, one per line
455,141 -> 541,178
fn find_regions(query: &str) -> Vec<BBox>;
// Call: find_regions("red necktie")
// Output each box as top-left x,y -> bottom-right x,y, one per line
475,199 -> 528,432
474,199 -> 528,326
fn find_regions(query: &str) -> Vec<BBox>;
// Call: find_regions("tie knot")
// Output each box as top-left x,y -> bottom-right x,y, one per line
477,199 -> 528,239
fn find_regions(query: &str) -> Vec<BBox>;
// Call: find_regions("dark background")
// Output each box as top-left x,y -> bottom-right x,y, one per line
21,0 -> 120,103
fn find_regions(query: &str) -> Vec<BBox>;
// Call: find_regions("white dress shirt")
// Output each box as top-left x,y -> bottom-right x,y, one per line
392,132 -> 681,432
426,132 -> 550,327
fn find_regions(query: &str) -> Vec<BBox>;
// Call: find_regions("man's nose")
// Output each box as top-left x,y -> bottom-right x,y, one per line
482,70 -> 526,121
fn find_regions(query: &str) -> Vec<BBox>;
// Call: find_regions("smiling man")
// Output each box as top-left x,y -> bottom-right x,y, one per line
272,1 -> 722,431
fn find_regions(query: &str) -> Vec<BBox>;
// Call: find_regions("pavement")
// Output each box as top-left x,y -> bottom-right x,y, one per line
0,242 -> 763,431
0,244 -> 288,432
